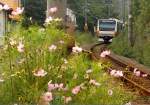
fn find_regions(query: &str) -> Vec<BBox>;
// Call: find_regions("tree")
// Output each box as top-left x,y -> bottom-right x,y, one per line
22,0 -> 47,27
68,0 -> 119,32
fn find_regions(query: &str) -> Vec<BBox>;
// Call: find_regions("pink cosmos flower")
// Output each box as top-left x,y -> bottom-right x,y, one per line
59,83 -> 64,89
3,4 -> 10,10
49,7 -> 58,13
108,89 -> 113,96
48,44 -> 57,52
133,68 -> 141,77
116,71 -> 123,77
110,70 -> 116,76
17,42 -> 24,53
100,50 -> 110,58
54,83 -> 59,88
11,11 -> 18,15
48,83 -> 55,91
72,86 -> 81,95
64,96 -> 72,104
33,68 -> 47,77
48,82 -> 64,91
89,79 -> 101,87
134,71 -> 141,77
72,46 -> 82,53
16,7 -> 24,14
142,74 -> 148,77
43,92 -> 53,102
12,7 -> 24,15
110,69 -> 123,77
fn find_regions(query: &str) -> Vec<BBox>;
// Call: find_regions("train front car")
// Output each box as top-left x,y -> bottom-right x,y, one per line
96,19 -> 118,42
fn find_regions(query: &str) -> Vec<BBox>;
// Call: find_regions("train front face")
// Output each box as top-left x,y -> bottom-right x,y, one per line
97,19 -> 117,41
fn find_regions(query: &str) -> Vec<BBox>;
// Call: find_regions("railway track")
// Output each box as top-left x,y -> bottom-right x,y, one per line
82,42 -> 150,97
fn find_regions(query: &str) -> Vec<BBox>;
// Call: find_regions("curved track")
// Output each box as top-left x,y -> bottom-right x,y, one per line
82,42 -> 150,96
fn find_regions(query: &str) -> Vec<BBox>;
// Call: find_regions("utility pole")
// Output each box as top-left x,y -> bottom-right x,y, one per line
105,0 -> 112,18
121,0 -> 125,22
84,0 -> 88,31
128,0 -> 134,47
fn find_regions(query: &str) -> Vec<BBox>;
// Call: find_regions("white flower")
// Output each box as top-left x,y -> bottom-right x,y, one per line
64,59 -> 68,64
3,4 -> 10,10
10,38 -> 17,46
29,17 -> 32,21
59,40 -> 64,44
124,102 -> 132,105
108,89 -> 113,96
45,16 -> 53,23
39,28 -> 45,32
64,96 -> 72,104
73,73 -> 78,79
0,5 -> 3,11
49,44 -> 57,52
100,50 -> 110,58
17,42 -> 24,53
72,46 -> 82,53
86,69 -> 93,74
0,78 -> 4,83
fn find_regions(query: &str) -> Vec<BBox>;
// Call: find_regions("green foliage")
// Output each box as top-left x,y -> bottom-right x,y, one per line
0,24 -> 69,104
75,32 -> 97,45
109,0 -> 150,67
22,0 -> 47,26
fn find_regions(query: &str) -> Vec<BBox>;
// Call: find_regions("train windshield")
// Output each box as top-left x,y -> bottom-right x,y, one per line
99,20 -> 116,31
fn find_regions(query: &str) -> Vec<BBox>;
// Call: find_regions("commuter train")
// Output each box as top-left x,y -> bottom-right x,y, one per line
96,18 -> 123,42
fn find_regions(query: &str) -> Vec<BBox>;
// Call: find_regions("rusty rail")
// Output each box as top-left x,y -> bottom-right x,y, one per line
82,43 -> 150,95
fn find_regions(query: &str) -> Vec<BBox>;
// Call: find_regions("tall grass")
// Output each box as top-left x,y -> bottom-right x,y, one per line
0,24 -> 133,105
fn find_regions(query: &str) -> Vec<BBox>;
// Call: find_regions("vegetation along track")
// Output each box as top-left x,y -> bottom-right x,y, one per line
82,42 -> 150,96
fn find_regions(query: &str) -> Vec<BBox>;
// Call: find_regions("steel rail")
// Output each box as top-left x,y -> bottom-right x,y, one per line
82,43 -> 150,95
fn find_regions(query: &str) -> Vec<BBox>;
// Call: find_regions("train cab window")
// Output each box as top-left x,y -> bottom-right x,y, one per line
99,20 -> 116,31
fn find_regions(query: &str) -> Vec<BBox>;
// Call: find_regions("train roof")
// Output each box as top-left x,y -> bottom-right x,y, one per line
98,18 -> 123,23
